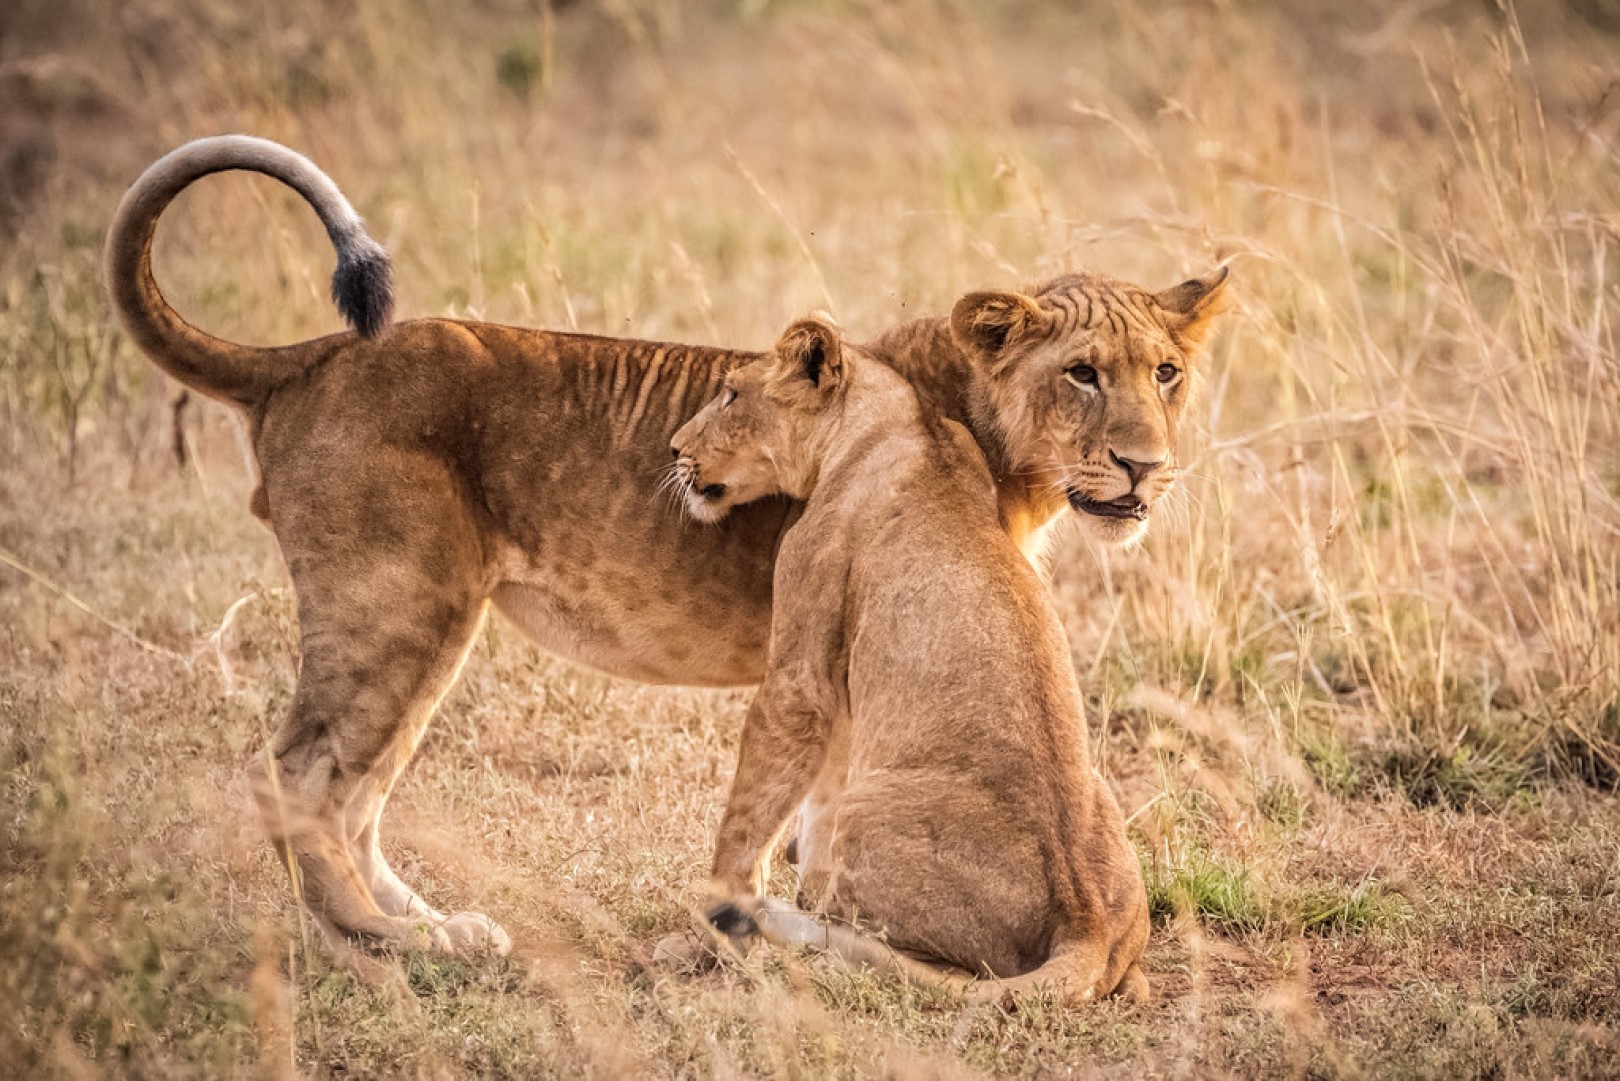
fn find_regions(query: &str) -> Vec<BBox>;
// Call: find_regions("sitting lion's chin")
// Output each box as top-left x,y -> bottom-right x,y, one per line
683,491 -> 733,523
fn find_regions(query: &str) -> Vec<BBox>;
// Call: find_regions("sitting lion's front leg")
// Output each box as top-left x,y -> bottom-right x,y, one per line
707,681 -> 835,902
654,681 -> 833,971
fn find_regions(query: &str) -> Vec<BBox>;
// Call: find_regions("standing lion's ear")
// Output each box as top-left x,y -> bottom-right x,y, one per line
950,291 -> 1045,362
1155,265 -> 1231,351
775,316 -> 844,389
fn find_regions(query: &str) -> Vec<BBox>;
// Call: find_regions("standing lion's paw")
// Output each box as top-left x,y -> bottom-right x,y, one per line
434,912 -> 513,957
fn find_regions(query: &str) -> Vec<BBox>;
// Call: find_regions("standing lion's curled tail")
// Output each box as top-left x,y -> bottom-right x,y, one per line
105,134 -> 393,408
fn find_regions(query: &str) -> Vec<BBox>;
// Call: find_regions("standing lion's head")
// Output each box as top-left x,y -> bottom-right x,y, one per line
951,267 -> 1231,545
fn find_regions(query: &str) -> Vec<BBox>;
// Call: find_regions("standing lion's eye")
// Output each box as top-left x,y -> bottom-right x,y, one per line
721,388 -> 738,408
1064,364 -> 1099,388
1155,364 -> 1180,384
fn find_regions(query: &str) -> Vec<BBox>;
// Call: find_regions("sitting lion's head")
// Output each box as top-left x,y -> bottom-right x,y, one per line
668,318 -> 846,522
951,267 -> 1230,545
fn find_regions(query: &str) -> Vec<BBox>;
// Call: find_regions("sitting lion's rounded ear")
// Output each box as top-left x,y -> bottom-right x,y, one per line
1155,265 -> 1231,351
775,317 -> 844,389
951,291 -> 1045,361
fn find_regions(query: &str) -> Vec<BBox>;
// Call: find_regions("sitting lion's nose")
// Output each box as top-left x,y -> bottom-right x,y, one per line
1109,450 -> 1164,487
671,445 -> 682,459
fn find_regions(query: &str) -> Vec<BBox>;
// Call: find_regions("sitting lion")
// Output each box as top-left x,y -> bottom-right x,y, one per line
666,318 -> 1151,1003
107,135 -> 1225,956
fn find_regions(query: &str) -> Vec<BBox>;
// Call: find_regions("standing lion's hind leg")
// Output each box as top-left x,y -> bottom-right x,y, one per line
254,715 -> 440,953
259,589 -> 506,956
348,783 -> 441,921
340,600 -> 511,955
257,462 -> 508,957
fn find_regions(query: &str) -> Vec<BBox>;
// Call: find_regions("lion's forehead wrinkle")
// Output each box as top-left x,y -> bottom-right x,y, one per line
1039,278 -> 1164,343
1116,287 -> 1159,327
1043,292 -> 1083,340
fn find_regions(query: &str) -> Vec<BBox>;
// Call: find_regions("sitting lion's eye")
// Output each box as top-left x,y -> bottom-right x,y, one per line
1064,364 -> 1099,388
1155,364 -> 1180,384
721,388 -> 738,408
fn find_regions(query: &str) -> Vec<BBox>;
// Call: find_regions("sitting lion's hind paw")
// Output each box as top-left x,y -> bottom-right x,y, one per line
650,903 -> 759,976
652,928 -> 724,973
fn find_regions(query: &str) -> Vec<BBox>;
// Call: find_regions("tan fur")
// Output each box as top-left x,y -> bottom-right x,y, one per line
105,135 -> 1227,955
668,320 -> 1155,1005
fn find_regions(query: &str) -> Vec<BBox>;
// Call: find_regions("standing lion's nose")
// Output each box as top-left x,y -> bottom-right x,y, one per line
1110,450 -> 1164,487
671,444 -> 682,459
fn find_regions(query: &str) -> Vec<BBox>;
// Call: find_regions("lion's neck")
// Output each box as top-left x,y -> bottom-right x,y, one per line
865,315 -> 1065,552
805,360 -> 928,494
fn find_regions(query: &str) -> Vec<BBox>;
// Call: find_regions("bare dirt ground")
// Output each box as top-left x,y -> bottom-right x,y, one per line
2,1 -> 1617,1076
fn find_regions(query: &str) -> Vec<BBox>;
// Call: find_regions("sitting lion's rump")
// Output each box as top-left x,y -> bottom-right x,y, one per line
806,771 -> 1053,978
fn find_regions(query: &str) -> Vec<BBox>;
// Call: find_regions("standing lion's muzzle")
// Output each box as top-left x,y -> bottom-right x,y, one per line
1067,489 -> 1150,521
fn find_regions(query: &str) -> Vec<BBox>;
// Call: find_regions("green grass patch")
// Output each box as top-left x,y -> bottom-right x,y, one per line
1367,735 -> 1535,811
1292,880 -> 1412,935
1299,729 -> 1361,796
1146,850 -> 1410,938
1144,850 -> 1270,934
1256,777 -> 1313,829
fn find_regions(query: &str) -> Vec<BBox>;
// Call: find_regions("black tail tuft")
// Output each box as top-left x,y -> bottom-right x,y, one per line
331,235 -> 395,338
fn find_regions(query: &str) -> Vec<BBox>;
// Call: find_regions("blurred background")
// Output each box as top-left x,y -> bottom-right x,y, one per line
2,1 -> 1618,1076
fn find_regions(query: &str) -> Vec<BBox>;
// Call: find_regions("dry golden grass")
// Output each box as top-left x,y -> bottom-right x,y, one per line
2,0 -> 1618,1076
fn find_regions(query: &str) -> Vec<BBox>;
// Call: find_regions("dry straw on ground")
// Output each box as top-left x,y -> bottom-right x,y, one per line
1,0 -> 1617,1076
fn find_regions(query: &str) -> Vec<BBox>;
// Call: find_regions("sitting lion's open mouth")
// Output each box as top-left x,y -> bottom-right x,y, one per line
699,482 -> 728,500
1067,488 -> 1149,521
